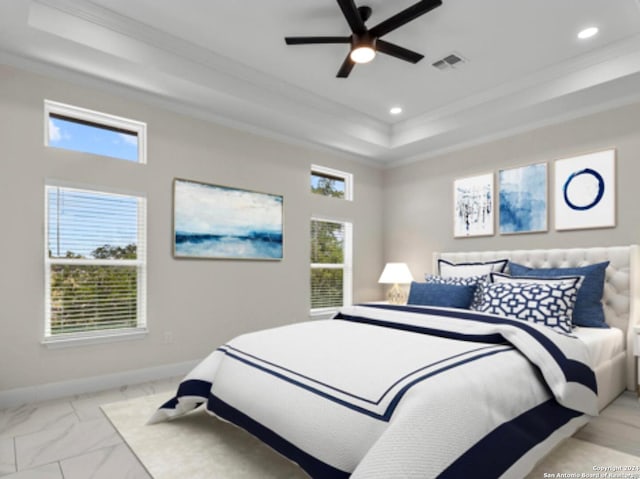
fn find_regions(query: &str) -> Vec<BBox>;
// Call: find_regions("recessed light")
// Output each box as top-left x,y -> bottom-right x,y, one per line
577,27 -> 599,39
390,107 -> 403,115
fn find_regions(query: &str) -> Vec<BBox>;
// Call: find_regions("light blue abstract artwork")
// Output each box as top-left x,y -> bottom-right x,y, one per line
173,179 -> 283,260
498,163 -> 547,234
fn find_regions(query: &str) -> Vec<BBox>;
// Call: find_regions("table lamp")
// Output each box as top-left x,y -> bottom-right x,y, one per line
378,262 -> 413,304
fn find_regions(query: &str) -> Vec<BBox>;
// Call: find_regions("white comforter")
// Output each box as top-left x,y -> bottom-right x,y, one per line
150,304 -> 598,478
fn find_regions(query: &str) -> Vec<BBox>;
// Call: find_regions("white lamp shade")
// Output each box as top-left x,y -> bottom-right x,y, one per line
378,263 -> 413,284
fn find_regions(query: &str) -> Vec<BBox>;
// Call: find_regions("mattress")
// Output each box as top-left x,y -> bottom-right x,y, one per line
573,326 -> 625,369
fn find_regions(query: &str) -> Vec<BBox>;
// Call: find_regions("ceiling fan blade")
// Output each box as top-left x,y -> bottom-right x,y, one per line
285,36 -> 351,45
336,0 -> 367,35
336,54 -> 355,78
369,0 -> 442,38
376,40 -> 424,63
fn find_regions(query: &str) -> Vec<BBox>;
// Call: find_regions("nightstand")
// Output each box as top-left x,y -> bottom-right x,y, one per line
634,326 -> 640,396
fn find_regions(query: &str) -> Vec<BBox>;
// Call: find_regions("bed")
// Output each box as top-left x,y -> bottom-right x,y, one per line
150,245 -> 640,478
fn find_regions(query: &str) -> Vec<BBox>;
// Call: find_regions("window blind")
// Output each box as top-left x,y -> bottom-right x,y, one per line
310,219 -> 350,310
45,186 -> 146,337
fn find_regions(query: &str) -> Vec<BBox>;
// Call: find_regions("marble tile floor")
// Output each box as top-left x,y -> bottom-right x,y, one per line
0,383 -> 638,479
0,377 -> 181,479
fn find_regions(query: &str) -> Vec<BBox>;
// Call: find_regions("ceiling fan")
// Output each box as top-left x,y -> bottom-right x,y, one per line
284,0 -> 442,78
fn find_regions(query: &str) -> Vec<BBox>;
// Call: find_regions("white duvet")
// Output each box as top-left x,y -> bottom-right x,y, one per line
150,304 -> 598,478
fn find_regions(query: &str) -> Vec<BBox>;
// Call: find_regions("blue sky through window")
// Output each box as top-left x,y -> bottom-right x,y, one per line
311,173 -> 345,195
48,116 -> 138,162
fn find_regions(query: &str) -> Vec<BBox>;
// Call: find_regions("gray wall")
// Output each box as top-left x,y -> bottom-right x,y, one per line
383,101 -> 640,280
0,65 -> 383,392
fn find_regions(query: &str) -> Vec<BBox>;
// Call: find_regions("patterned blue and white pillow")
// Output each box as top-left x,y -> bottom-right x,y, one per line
475,281 -> 579,333
425,274 -> 488,310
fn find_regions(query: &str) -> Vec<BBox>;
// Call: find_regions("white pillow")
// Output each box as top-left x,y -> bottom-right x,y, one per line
490,272 -> 584,290
438,258 -> 508,278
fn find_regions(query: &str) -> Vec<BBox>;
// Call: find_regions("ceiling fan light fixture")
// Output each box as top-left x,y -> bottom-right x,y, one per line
350,46 -> 376,63
350,33 -> 376,64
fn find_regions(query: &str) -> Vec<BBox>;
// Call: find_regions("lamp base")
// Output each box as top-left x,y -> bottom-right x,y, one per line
387,283 -> 407,305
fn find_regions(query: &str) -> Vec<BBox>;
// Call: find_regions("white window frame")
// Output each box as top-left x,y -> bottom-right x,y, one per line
44,99 -> 147,164
311,165 -> 353,201
310,217 -> 353,317
43,182 -> 147,347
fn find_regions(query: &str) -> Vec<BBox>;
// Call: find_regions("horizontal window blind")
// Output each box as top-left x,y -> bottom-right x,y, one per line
311,268 -> 344,309
45,186 -> 146,337
310,219 -> 351,311
311,220 -> 344,264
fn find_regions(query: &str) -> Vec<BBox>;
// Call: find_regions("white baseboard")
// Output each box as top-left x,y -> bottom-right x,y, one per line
0,360 -> 199,409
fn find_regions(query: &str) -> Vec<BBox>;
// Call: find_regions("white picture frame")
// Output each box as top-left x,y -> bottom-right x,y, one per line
453,173 -> 494,238
554,149 -> 616,231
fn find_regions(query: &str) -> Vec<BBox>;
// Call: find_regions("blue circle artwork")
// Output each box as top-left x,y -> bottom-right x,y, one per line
562,168 -> 605,211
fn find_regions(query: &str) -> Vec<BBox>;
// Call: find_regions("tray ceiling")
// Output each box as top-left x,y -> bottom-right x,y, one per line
1,0 -> 640,165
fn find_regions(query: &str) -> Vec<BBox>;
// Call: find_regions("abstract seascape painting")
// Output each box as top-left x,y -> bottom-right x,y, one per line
453,173 -> 494,237
554,149 -> 615,231
173,179 -> 283,260
498,162 -> 547,234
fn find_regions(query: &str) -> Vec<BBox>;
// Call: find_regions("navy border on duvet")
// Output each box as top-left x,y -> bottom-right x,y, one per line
158,379 -> 211,410
223,343 -> 507,406
208,393 -> 350,479
439,399 -> 583,478
219,346 -> 511,421
342,304 -> 597,394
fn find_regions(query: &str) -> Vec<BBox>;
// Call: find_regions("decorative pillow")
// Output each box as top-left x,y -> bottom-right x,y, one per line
438,258 -> 508,278
425,274 -> 487,309
407,282 -> 476,309
508,261 -> 609,328
475,282 -> 579,333
490,272 -> 584,290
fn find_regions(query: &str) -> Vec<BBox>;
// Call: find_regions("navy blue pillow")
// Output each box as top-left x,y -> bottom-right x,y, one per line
407,282 -> 476,309
508,261 -> 609,328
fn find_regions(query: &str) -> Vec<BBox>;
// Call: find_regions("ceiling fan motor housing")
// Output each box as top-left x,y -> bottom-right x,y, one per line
352,32 -> 376,51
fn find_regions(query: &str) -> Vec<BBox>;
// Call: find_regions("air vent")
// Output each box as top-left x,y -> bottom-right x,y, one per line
432,52 -> 467,70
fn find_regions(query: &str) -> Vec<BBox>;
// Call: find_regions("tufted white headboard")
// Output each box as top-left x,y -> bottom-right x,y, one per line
433,245 -> 640,391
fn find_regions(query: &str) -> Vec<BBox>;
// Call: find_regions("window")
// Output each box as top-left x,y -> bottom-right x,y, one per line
311,165 -> 353,200
310,218 -> 352,313
44,100 -> 147,163
44,185 -> 146,341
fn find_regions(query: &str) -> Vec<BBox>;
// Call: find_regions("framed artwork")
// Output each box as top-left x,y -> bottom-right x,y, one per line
173,178 -> 284,260
453,173 -> 494,237
498,162 -> 547,235
554,149 -> 616,231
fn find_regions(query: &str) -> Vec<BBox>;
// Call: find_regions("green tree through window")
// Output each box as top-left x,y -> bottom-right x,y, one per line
311,174 -> 345,199
310,219 -> 350,310
50,244 -> 138,334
